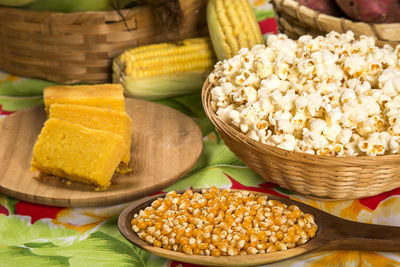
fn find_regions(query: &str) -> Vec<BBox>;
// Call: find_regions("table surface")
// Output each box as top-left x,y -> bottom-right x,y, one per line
1,1 -> 400,266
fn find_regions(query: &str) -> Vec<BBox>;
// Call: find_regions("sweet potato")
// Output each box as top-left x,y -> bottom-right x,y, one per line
335,0 -> 400,23
297,0 -> 344,17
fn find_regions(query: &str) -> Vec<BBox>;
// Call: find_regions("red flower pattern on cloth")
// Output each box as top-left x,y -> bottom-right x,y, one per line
0,205 -> 9,216
0,105 -> 12,115
360,188 -> 400,210
15,201 -> 63,223
258,18 -> 278,34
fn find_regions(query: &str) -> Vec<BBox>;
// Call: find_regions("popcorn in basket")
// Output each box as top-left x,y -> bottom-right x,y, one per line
209,31 -> 400,157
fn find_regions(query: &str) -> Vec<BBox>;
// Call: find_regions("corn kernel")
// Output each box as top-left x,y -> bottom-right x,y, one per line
193,248 -> 202,255
131,189 -> 317,256
198,243 -> 208,250
153,240 -> 162,247
182,245 -> 193,255
247,247 -> 258,255
211,248 -> 222,256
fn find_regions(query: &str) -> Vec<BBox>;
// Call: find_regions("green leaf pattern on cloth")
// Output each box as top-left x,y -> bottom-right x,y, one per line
0,215 -> 81,247
0,214 -> 157,267
0,246 -> 69,267
165,140 -> 265,192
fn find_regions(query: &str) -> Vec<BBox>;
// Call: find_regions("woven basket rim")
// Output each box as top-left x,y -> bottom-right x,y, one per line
272,0 -> 400,47
202,77 -> 400,165
272,0 -> 400,27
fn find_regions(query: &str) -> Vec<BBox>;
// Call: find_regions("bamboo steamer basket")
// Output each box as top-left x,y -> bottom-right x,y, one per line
0,0 -> 208,84
202,79 -> 400,200
271,0 -> 400,48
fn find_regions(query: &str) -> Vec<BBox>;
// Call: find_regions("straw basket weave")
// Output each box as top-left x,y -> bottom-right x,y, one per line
202,78 -> 400,200
0,0 -> 208,84
271,0 -> 400,47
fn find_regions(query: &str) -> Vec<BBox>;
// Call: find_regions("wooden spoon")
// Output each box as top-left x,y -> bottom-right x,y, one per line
118,190 -> 400,267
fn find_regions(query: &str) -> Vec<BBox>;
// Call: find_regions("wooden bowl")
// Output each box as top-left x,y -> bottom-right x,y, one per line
118,189 -> 400,266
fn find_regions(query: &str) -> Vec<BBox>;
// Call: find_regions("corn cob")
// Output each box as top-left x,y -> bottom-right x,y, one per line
207,0 -> 264,61
113,37 -> 216,100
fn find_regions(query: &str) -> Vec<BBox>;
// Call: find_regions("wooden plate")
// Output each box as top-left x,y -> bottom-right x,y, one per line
0,98 -> 203,207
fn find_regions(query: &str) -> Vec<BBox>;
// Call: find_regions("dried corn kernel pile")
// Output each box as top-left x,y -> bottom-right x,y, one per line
131,187 -> 317,256
210,31 -> 400,156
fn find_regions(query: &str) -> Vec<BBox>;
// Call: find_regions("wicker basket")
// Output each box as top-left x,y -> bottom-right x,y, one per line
202,78 -> 400,200
0,0 -> 208,84
271,0 -> 400,47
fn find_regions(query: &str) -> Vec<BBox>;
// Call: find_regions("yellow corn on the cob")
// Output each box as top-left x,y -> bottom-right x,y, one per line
113,37 -> 216,100
207,0 -> 264,61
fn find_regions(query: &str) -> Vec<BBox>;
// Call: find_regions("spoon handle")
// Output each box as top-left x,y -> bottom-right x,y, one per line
322,216 -> 400,252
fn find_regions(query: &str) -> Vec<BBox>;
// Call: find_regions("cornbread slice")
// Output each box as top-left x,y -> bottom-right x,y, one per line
43,84 -> 125,113
31,118 -> 125,189
49,103 -> 132,164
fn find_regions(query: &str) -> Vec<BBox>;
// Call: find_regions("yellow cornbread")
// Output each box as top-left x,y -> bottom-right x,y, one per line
31,118 -> 125,189
43,84 -> 125,113
48,103 -> 132,164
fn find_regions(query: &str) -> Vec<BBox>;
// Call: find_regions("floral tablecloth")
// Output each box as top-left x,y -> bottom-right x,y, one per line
1,1 -> 400,266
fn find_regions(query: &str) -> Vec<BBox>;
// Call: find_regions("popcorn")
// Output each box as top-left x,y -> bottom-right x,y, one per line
277,134 -> 298,151
358,95 -> 380,116
389,136 -> 400,154
275,61 -> 290,80
316,145 -> 333,156
344,142 -> 358,156
337,128 -> 353,145
241,86 -> 258,104
260,130 -> 273,144
298,59 -> 316,78
333,143 -> 345,156
277,119 -> 294,134
340,89 -> 356,104
216,104 -> 234,123
326,107 -> 342,125
260,74 -> 281,93
305,93 -> 323,117
255,59 -> 273,79
343,55 -> 367,77
247,130 -> 260,141
291,111 -> 307,130
302,128 -> 328,149
235,70 -> 258,86
323,124 -> 342,142
309,118 -> 327,135
295,95 -> 308,112
358,139 -> 371,153
269,134 -> 284,146
210,30 -> 400,156
259,97 -> 274,114
229,109 -> 241,126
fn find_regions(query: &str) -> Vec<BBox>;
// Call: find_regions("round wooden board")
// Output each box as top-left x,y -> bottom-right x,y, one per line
0,98 -> 203,207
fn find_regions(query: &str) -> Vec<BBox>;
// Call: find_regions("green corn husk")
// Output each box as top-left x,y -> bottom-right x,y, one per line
113,37 -> 216,100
